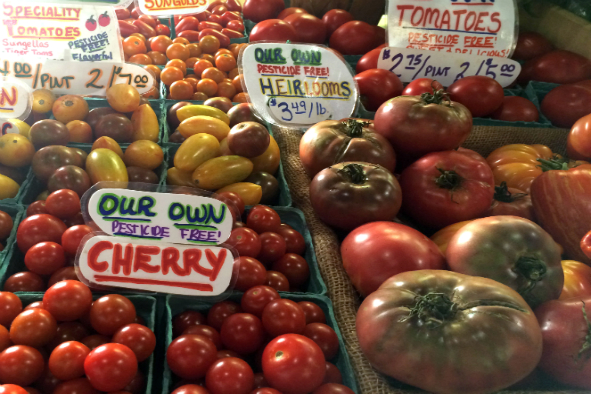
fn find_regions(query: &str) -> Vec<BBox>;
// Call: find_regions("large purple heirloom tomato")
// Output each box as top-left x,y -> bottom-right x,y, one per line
357,270 -> 543,394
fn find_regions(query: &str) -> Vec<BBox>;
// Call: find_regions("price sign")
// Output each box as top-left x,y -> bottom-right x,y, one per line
0,59 -> 155,95
377,47 -> 521,87
240,43 -> 358,127
1,2 -> 123,62
387,0 -> 517,58
0,77 -> 33,120
138,0 -> 208,15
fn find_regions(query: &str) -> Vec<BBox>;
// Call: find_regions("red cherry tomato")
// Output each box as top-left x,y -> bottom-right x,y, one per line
0,346 -> 45,386
246,206 -> 281,234
112,323 -> 156,362
26,201 -> 48,217
323,362 -> 342,384
262,334 -> 326,394
251,389 -> 282,394
24,241 -> 66,275
166,334 -> 217,379
0,385 -> 28,394
241,285 -> 280,317
17,214 -> 67,253
3,272 -> 45,292
302,323 -> 339,360
90,294 -> 136,335
257,232 -> 286,265
0,292 -> 22,327
354,69 -> 403,112
172,385 -> 211,394
43,280 -> 93,322
226,228 -> 261,257
61,225 -> 93,256
205,357 -> 254,394
173,310 -> 206,337
272,253 -> 309,288
207,301 -> 242,331
85,343 -> 138,392
53,378 -> 100,394
216,191 -> 245,215
322,9 -> 353,37
312,383 -> 355,394
81,334 -> 110,350
10,309 -> 57,348
262,299 -> 306,337
48,341 -> 90,381
448,76 -> 505,117
243,0 -> 285,22
250,19 -> 297,43
220,313 -> 265,355
298,301 -> 326,325
233,256 -> 267,291
48,266 -> 79,287
402,78 -> 444,96
512,31 -> 553,61
276,227 -> 305,255
541,83 -> 591,128
45,189 -> 81,220
264,271 -> 290,292
47,321 -> 89,350
183,325 -> 222,349
155,24 -> 171,36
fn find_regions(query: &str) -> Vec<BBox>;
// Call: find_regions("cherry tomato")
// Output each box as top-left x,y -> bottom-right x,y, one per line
53,378 -> 100,394
262,299 -> 306,337
302,323 -> 339,360
541,83 -> 591,128
402,78 -> 444,96
10,309 -> 57,347
48,266 -> 78,287
43,280 -> 92,322
0,385 -> 28,394
48,341 -> 90,380
448,76 -> 505,117
312,384 -> 355,394
258,233 -> 286,266
0,346 -> 45,386
155,24 -> 171,36
298,302 -> 326,325
81,334 -> 110,350
246,206 -> 281,233
207,301 -> 242,331
26,201 -> 48,217
0,292 -> 22,327
183,325 -> 222,349
0,212 -> 12,240
355,45 -> 386,74
217,349 -> 241,360
272,254 -> 309,289
17,214 -> 67,253
322,9 -> 353,37
216,191 -> 245,215
123,370 -> 146,394
226,228 -> 261,258
166,335 -> 217,379
265,271 -> 290,292
205,357 -> 254,394
173,310 -> 206,337
0,325 -> 10,352
233,256 -> 267,292
47,321 -> 89,350
23,301 -> 44,311
172,385 -> 211,394
241,285 -> 280,317
85,343 -> 138,392
323,362 -> 342,384
251,389 -> 282,394
250,19 -> 296,42
262,334 -> 326,394
276,228 -> 305,255
3,272 -> 45,292
61,225 -> 93,256
24,242 -> 65,276
90,294 -> 136,335
112,324 -> 156,362
220,313 -> 265,355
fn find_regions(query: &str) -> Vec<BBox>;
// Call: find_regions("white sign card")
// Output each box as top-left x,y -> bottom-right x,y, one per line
1,2 -> 123,62
240,43 -> 359,127
387,0 -> 517,58
138,0 -> 208,16
377,47 -> 521,87
77,235 -> 235,296
0,59 -> 156,95
87,188 -> 233,246
0,77 -> 33,120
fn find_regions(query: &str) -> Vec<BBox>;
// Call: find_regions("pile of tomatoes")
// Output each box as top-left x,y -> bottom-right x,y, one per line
167,291 -> 353,394
0,210 -> 13,252
117,5 -> 171,39
0,286 -> 153,393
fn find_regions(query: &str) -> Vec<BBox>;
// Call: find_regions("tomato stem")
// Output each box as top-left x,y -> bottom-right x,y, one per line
420,89 -> 451,106
435,168 -> 463,190
338,163 -> 367,184
513,257 -> 547,296
494,182 -> 528,203
403,293 -> 458,328
577,301 -> 591,362
537,156 -> 570,171
342,119 -> 369,138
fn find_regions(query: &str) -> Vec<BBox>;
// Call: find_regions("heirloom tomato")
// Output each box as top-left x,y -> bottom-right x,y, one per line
250,19 -> 297,42
512,32 -> 553,61
354,69 -> 403,111
355,44 -> 385,74
357,271 -> 542,394
322,9 -> 353,37
491,96 -> 540,122
486,182 -> 535,221
284,13 -> 326,44
329,21 -> 378,56
310,163 -> 402,231
560,260 -> 591,300
341,222 -> 445,297
32,146 -> 83,183
448,76 -> 504,118
399,149 -> 495,229
299,119 -> 396,177
541,83 -> 591,128
519,50 -> 591,85
430,220 -> 472,255
373,90 -> 472,165
535,297 -> 591,389
446,216 -> 563,308
243,0 -> 285,22
567,113 -> 591,160
531,164 -> 591,264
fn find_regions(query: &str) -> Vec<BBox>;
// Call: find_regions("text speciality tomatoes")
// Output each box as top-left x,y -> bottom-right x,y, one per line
357,270 -> 543,394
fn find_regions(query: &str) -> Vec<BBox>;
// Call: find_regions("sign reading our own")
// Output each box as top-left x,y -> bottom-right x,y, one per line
377,47 -> 521,87
77,236 -> 235,296
240,43 -> 358,127
138,0 -> 208,16
0,59 -> 155,95
387,0 -> 517,58
87,189 -> 233,246
1,2 -> 123,62
0,77 -> 33,120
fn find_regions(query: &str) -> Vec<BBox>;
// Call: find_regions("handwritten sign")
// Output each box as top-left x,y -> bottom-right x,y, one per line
0,77 -> 32,120
87,189 -> 233,246
1,2 -> 123,62
240,43 -> 358,127
77,235 -> 235,296
377,47 -> 521,87
138,0 -> 208,16
387,0 -> 517,58
0,59 -> 155,95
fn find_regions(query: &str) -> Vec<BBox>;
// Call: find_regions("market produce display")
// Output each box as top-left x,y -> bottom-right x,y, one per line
3,1 -> 591,393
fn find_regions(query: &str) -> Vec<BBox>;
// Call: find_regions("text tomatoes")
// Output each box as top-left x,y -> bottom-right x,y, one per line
357,270 -> 543,394
341,222 -> 445,297
448,76 -> 504,118
400,149 -> 495,229
354,69 -> 403,111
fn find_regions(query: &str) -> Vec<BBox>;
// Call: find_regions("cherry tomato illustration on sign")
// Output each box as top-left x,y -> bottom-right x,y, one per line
86,16 -> 97,31
99,12 -> 111,27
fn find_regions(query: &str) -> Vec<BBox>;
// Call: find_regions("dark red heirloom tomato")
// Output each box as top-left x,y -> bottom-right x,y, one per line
284,13 -> 326,44
512,31 -> 553,61
485,182 -> 535,221
519,50 -> 591,85
354,69 -> 403,112
541,83 -> 591,128
322,9 -> 353,37
357,270 -> 543,394
249,19 -> 297,42
355,44 -> 386,74
399,149 -> 495,229
329,21 -> 377,56
448,76 -> 504,118
535,297 -> 591,389
341,221 -> 445,297
277,7 -> 307,20
299,119 -> 396,177
491,96 -> 539,122
373,90 -> 472,165
243,0 -> 284,22
309,163 -> 402,232
567,113 -> 591,160
446,216 -> 563,308
402,78 -> 444,96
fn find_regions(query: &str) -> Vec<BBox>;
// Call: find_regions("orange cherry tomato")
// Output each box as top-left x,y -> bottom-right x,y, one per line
128,53 -> 152,64
166,59 -> 187,75
144,65 -> 161,81
185,78 -> 199,90
166,43 -> 191,61
193,59 -> 213,77
187,43 -> 202,57
232,75 -> 243,92
215,48 -> 233,57
197,78 -> 218,96
230,43 -> 247,58
217,81 -> 236,99
149,35 -> 172,53
173,37 -> 190,44
193,91 -> 209,100
130,33 -> 146,42
147,51 -> 167,65
215,53 -> 237,72
161,66 -> 184,86
170,80 -> 195,100
185,57 -> 199,69
123,36 -> 147,56
233,92 -> 249,103
228,68 -> 239,79
199,35 -> 220,54
202,67 -> 225,83
200,53 -> 215,63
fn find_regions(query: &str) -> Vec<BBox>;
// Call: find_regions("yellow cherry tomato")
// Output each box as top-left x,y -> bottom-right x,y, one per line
174,133 -> 221,173
217,182 -> 262,205
32,89 -> 56,113
86,148 -> 129,186
177,105 -> 230,125
177,116 -> 231,141
192,156 -> 253,190
166,167 -> 195,187
251,135 -> 280,174
124,140 -> 164,170
0,134 -> 35,168
0,174 -> 19,200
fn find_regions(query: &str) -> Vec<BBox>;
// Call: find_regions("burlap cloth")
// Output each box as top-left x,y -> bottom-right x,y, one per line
271,124 -> 587,394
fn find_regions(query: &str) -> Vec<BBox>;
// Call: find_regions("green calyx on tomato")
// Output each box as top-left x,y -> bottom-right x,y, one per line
537,156 -> 571,171
337,163 -> 367,184
341,119 -> 370,139
494,182 -> 528,203
513,256 -> 548,296
435,168 -> 462,191
577,301 -> 591,362
419,89 -> 451,106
